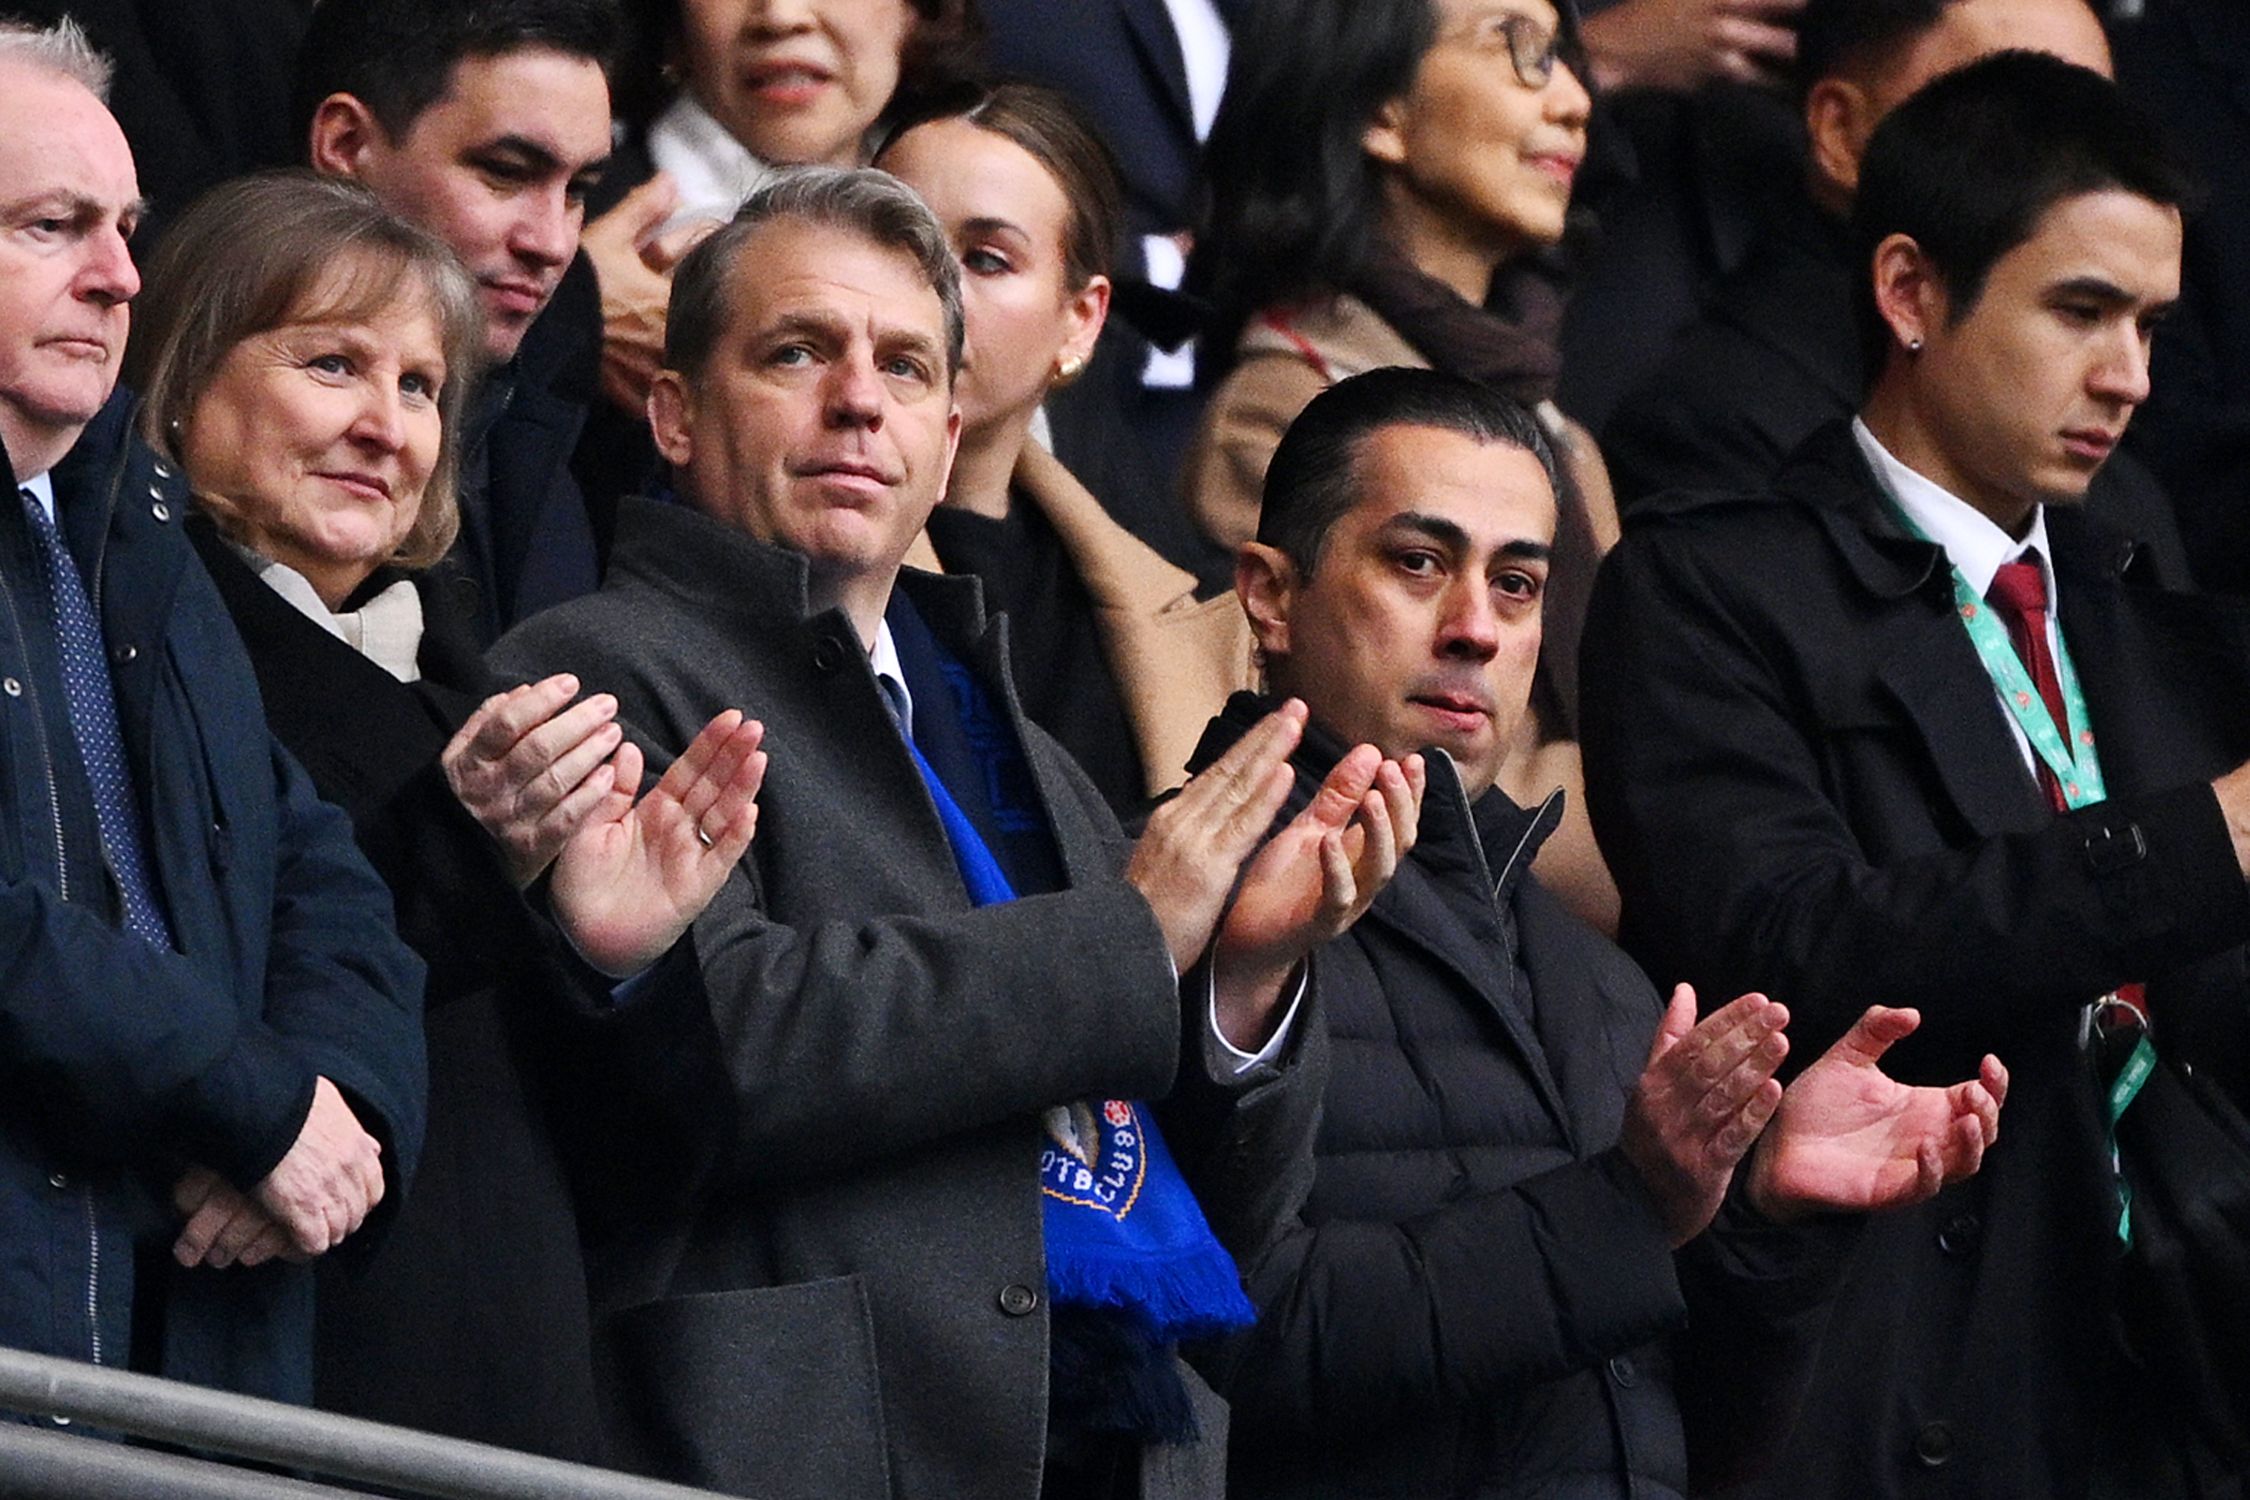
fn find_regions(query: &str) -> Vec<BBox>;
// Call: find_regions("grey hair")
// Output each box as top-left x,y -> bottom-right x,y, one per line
664,166 -> 966,382
0,16 -> 113,99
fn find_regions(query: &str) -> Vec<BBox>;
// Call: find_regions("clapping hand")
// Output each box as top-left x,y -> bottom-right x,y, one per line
1620,987 -> 1791,1247
444,674 -> 627,888
1745,1006 -> 2008,1220
1212,745 -> 1425,1051
547,711 -> 768,978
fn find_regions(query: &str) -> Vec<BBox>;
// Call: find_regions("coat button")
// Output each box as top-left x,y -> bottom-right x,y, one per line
1915,1420 -> 1955,1468
997,1283 -> 1039,1317
47,1172 -> 66,1189
811,638 -> 845,673
1606,1355 -> 1639,1388
150,501 -> 171,523
111,643 -> 137,665
1937,1213 -> 1981,1258
151,460 -> 172,480
3,678 -> 19,697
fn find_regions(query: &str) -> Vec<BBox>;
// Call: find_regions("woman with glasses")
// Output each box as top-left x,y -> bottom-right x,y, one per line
1183,0 -> 1619,933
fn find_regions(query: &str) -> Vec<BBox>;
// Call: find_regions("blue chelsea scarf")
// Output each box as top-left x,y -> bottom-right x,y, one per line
885,607 -> 1254,1440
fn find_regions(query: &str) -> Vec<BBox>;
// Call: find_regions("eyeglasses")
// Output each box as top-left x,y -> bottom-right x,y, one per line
1447,11 -> 1580,90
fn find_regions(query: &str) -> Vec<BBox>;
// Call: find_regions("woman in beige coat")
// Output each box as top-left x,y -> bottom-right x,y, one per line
1182,0 -> 1620,931
879,81 -> 1254,812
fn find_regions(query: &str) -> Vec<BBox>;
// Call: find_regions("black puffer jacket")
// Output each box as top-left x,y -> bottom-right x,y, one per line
1193,695 -> 1840,1499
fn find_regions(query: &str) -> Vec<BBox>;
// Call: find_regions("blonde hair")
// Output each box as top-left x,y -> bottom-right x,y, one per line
128,171 -> 485,572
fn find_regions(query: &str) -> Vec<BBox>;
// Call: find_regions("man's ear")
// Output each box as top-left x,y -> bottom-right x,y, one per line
648,371 -> 695,467
1804,77 -> 1876,206
1870,232 -> 1948,356
1236,541 -> 1297,665
307,93 -> 386,178
1362,96 -> 1410,171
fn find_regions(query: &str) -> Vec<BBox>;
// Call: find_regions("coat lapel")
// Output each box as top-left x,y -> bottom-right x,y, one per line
1870,612 -> 2052,837
1118,0 -> 1196,139
1792,429 -> 2053,837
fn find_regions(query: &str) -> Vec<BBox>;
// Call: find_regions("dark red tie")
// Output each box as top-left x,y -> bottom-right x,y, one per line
1987,558 -> 2148,1027
1986,558 -> 2070,812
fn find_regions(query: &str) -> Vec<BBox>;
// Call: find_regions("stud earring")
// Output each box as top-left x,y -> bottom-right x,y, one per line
1906,337 -> 1924,354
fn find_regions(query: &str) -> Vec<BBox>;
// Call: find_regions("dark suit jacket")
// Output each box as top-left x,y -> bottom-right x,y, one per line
1579,420 -> 2250,1497
490,496 -> 1320,1500
980,0 -> 1201,241
188,526 -> 603,1459
1597,197 -> 2196,590
454,252 -> 610,647
2112,0 -> 2250,595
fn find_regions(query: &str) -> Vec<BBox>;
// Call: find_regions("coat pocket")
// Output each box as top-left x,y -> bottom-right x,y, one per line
597,1275 -> 892,1497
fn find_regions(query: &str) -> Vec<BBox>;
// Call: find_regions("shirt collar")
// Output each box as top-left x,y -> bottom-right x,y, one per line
1852,416 -> 2056,603
18,470 -> 55,524
869,615 -> 913,738
647,93 -> 776,226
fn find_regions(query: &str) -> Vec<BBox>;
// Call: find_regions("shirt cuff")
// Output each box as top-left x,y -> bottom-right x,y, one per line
1208,963 -> 1307,1074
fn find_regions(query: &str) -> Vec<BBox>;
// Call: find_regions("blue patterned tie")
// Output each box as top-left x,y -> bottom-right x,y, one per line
18,487 -> 174,949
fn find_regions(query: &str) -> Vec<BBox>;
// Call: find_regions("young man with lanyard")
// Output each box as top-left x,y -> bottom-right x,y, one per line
1580,51 -> 2250,1500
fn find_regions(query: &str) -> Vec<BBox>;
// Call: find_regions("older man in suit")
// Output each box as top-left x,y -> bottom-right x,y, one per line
455,166 -> 1418,1500
0,18 -> 424,1404
1583,53 -> 2250,1497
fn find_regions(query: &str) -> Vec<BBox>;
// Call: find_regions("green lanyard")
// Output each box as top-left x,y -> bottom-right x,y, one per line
2105,1033 -> 2157,1245
1888,498 -> 2147,1241
1885,501 -> 2107,809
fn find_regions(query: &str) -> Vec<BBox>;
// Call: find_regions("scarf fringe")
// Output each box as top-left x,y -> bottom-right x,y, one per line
1045,1241 -> 1257,1344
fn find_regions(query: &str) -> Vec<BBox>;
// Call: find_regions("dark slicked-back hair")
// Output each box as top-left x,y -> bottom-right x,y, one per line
291,0 -> 624,146
1796,0 -> 1956,94
1259,367 -> 1559,576
1851,50 -> 2194,375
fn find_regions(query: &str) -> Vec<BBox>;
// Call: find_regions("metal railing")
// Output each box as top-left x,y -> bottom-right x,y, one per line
0,1346 -> 736,1500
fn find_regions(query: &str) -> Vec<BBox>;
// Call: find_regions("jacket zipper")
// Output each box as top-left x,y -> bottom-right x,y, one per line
82,1187 -> 101,1365
75,444 -> 136,1365
7,461 -> 132,1368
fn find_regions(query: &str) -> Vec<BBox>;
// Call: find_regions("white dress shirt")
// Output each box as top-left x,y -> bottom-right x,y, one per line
19,470 -> 55,524
647,93 -> 777,230
1853,417 -> 2059,779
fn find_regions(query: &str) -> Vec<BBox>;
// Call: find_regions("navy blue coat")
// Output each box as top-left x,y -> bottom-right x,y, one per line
0,392 -> 426,1404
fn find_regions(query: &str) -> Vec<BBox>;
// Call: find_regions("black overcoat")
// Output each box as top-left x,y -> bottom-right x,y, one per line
188,525 -> 604,1459
1580,420 -> 2250,1497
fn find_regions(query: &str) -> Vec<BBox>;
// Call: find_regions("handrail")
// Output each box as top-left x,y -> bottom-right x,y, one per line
0,1421 -> 364,1498
0,1346 -> 737,1500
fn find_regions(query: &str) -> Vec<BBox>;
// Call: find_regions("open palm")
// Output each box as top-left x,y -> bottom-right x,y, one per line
1749,1006 -> 2009,1218
551,712 -> 767,977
